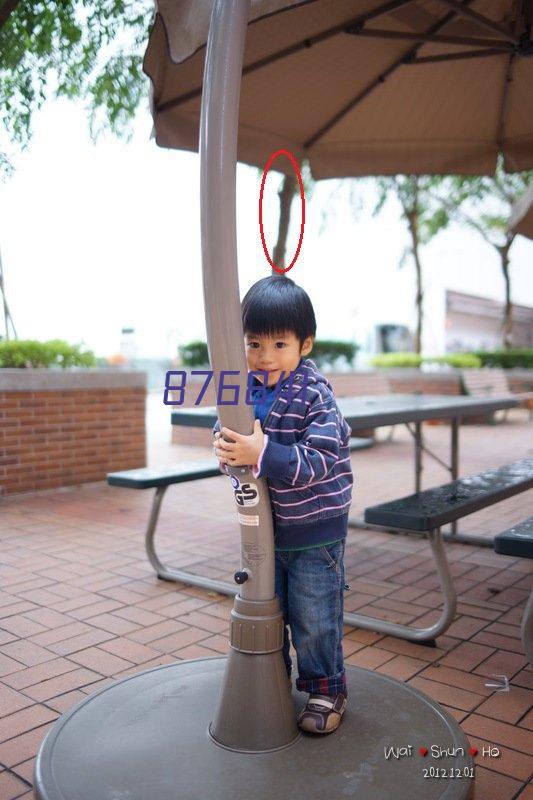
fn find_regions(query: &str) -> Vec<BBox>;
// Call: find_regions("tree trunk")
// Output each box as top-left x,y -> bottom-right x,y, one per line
499,237 -> 514,349
0,247 -> 17,341
272,173 -> 297,272
407,212 -> 423,355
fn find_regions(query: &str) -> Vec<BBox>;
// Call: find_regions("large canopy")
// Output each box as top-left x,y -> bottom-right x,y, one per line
143,0 -> 533,177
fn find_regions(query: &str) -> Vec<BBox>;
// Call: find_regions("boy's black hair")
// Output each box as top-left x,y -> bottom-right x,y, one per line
241,275 -> 316,348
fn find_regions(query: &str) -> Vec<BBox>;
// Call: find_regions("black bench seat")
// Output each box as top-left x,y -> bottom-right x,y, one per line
365,458 -> 533,532
106,459 -> 232,593
494,516 -> 533,559
357,458 -> 533,644
107,460 -> 221,489
348,437 -> 374,452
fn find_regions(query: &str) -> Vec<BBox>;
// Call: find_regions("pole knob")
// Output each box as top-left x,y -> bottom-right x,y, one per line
233,570 -> 249,584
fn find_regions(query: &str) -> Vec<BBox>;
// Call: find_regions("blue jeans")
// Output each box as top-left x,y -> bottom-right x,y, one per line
274,539 -> 347,698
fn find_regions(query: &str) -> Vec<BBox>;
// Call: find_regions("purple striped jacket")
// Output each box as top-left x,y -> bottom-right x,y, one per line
215,358 -> 354,549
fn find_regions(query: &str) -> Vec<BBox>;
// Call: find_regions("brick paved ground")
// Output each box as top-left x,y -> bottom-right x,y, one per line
0,401 -> 532,800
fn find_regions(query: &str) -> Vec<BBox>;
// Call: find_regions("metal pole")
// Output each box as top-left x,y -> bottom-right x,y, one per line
199,0 -> 275,603
199,0 -> 298,751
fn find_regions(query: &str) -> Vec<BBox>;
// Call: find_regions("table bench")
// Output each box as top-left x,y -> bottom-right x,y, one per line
360,458 -> 533,644
106,461 -> 234,594
494,517 -> 533,664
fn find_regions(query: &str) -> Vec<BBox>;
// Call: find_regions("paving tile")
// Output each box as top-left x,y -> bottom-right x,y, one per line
0,684 -> 34,717
375,654 -> 427,681
417,664 -> 493,697
446,616 -> 491,640
0,640 -> 57,668
1,658 -> 78,691
126,619 -> 187,644
142,626 -> 209,654
0,721 -> 55,768
474,650 -> 528,681
45,628 -> 116,656
512,669 -> 533,691
467,734 -> 533,781
461,714 -> 533,756
345,647 -> 396,669
176,610 -> 229,635
517,707 -> 533,731
173,643 -> 226,661
0,769 -> 31,799
0,704 -> 59,744
515,784 -> 533,800
98,637 -> 163,665
193,634 -> 231,655
67,647 -> 134,676
22,667 -> 103,702
473,685 -> 533,725
471,631 -> 527,655
407,676 -> 485,712
10,756 -> 35,786
84,613 -> 140,636
0,654 -> 26,679
470,764 -> 522,800
372,636 -> 446,662
439,641 -> 496,671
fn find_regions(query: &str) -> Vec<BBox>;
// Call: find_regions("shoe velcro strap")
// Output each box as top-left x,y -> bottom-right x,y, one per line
308,697 -> 335,710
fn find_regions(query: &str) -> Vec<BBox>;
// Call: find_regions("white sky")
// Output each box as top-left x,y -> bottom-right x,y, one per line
1,98 -> 532,359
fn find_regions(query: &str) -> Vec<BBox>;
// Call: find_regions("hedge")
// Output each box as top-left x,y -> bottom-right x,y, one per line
372,351 -> 533,369
0,339 -> 96,368
474,349 -> 533,369
178,339 -> 359,368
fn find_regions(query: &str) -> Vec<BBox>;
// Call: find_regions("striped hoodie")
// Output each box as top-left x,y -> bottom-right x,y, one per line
214,357 -> 354,549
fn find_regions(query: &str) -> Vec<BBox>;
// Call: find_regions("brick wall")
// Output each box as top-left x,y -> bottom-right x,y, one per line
0,370 -> 147,496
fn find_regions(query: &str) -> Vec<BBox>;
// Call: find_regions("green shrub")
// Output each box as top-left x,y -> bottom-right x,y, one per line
474,349 -> 533,369
177,339 -> 359,368
178,340 -> 210,367
0,339 -> 96,368
372,352 -> 423,368
426,353 -> 481,368
309,340 -> 359,368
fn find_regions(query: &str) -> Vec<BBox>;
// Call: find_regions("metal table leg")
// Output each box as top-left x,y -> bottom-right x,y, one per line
450,417 -> 459,535
415,420 -> 422,493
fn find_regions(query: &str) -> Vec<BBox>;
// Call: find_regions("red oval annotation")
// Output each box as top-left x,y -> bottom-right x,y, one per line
258,149 -> 305,274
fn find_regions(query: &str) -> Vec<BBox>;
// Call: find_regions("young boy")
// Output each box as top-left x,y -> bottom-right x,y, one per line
213,275 -> 353,735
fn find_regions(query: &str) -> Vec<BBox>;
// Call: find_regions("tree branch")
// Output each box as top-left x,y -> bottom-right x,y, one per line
0,0 -> 20,31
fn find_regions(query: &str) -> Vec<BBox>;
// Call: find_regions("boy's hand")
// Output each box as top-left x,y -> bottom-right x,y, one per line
213,419 -> 264,467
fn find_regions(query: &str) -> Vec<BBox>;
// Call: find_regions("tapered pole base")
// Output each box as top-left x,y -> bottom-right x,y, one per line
209,594 -> 299,751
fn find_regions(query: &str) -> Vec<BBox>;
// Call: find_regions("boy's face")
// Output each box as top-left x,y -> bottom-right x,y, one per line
244,330 -> 314,386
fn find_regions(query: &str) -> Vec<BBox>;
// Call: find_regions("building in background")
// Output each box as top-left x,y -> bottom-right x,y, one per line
445,291 -> 533,353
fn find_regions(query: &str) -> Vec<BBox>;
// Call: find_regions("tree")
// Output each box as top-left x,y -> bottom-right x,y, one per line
0,1 -> 152,168
371,175 -> 450,354
428,159 -> 532,348
0,1 -> 152,338
266,162 -> 315,272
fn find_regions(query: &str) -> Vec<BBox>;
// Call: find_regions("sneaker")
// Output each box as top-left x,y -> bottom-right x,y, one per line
297,693 -> 347,734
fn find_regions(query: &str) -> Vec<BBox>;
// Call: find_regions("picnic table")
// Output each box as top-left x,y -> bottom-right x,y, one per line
171,393 -> 519,546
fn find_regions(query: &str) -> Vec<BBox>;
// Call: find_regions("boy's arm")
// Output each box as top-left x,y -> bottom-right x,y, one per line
252,401 -> 349,486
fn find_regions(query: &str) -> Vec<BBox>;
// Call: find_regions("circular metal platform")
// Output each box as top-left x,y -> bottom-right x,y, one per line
34,657 -> 474,800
